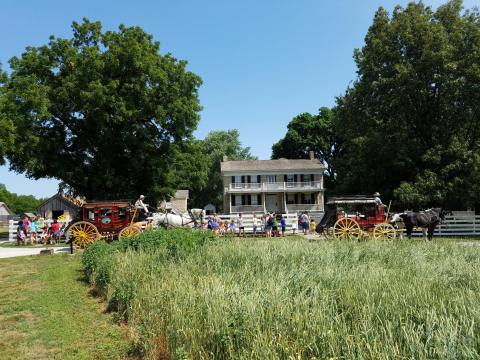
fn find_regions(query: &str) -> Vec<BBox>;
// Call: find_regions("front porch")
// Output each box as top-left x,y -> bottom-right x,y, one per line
228,192 -> 324,214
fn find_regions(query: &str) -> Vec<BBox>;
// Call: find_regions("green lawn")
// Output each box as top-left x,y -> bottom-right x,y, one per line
0,254 -> 132,360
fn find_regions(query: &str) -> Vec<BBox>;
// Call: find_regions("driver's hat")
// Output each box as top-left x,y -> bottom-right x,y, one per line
140,195 -> 145,199
373,192 -> 380,197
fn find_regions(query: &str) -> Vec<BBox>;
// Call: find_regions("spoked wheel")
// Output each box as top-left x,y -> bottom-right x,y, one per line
373,223 -> 397,240
66,221 -> 101,248
118,225 -> 141,240
333,218 -> 361,240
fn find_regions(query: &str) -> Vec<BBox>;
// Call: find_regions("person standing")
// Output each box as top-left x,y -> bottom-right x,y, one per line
252,213 -> 258,237
51,219 -> 60,243
22,216 -> 30,238
237,213 -> 245,237
29,217 -> 39,244
301,212 -> 309,235
280,215 -> 287,237
271,213 -> 279,237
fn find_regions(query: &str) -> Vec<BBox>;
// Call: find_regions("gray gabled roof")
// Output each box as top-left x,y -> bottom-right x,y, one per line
221,159 -> 323,173
0,202 -> 14,215
174,190 -> 189,199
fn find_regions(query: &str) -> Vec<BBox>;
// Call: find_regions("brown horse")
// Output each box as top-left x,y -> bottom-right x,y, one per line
391,208 -> 445,241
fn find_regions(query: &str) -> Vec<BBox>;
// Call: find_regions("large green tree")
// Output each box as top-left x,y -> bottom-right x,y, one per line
0,66 -> 14,165
0,19 -> 202,201
271,107 -> 338,187
185,130 -> 256,212
0,184 -> 46,214
334,0 -> 480,209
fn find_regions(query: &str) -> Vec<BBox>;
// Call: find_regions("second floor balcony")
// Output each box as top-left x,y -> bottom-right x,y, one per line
228,181 -> 323,192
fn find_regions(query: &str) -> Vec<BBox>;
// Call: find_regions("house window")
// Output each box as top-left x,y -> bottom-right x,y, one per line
267,175 -> 276,183
287,194 -> 296,204
234,176 -> 242,189
235,195 -> 242,206
251,195 -> 258,205
286,174 -> 294,187
250,175 -> 258,183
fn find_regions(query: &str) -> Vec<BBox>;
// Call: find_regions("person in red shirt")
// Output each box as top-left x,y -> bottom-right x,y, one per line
51,219 -> 60,243
22,216 -> 30,237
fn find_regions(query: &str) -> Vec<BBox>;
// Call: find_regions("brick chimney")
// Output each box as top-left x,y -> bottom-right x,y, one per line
223,155 -> 228,162
309,151 -> 315,160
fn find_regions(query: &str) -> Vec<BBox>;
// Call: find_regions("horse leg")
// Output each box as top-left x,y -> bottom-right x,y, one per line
406,224 -> 413,239
428,226 -> 434,241
422,228 -> 428,241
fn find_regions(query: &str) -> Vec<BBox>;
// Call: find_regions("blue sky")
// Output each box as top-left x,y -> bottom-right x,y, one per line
0,0 -> 477,197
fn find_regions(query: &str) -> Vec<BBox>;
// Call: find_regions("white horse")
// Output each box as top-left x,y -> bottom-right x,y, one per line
150,208 -> 205,228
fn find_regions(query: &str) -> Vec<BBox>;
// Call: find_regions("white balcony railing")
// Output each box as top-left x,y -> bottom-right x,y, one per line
231,205 -> 264,213
286,204 -> 324,212
228,181 -> 323,192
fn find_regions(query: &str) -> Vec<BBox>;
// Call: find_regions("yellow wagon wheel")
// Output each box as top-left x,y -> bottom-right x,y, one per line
373,223 -> 397,240
333,218 -> 361,240
66,221 -> 100,248
118,225 -> 141,240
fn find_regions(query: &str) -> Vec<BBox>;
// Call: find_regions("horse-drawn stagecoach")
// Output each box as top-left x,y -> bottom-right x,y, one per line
317,196 -> 397,239
65,201 -> 144,247
65,199 -> 204,247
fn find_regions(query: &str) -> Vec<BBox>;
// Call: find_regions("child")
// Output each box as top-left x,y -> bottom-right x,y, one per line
310,218 -> 317,234
291,217 -> 298,235
252,213 -> 258,237
51,219 -> 60,244
271,214 -> 279,237
29,217 -> 38,245
228,219 -> 237,235
280,215 -> 287,237
17,221 -> 26,246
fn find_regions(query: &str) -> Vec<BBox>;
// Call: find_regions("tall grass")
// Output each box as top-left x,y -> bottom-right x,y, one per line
83,233 -> 480,359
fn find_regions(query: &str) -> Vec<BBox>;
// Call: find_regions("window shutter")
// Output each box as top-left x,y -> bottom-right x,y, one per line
231,176 -> 235,184
257,175 -> 261,183
247,195 -> 252,205
284,175 -> 287,182
311,193 -> 315,203
310,174 -> 314,182
241,175 -> 245,183
257,194 -> 261,205
231,196 -> 235,206
242,195 -> 246,205
294,194 -> 299,204
301,193 -> 305,204
300,174 -> 304,182
247,175 -> 251,183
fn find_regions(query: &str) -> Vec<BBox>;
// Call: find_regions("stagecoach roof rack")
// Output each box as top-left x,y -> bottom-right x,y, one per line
327,195 -> 377,205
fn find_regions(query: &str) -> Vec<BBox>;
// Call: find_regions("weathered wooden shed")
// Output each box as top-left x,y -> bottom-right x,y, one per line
0,202 -> 14,225
36,193 -> 82,220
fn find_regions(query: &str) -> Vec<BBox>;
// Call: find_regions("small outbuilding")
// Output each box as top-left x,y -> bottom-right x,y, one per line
36,193 -> 83,220
204,203 -> 216,215
159,190 -> 189,214
0,202 -> 14,225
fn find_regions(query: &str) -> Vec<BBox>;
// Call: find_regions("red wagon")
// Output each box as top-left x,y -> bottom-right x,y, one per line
65,201 -> 142,247
317,196 -> 396,239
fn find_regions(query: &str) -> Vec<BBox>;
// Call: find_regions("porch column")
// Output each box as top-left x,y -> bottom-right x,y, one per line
229,194 -> 232,214
262,193 -> 266,214
284,192 -> 287,213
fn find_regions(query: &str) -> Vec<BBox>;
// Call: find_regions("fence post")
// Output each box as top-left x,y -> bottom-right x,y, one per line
8,219 -> 15,241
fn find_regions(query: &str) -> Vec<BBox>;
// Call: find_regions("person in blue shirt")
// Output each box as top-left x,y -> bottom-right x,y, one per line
280,215 -> 287,237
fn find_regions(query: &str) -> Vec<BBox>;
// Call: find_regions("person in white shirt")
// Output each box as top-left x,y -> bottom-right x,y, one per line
373,192 -> 384,207
135,195 -> 150,220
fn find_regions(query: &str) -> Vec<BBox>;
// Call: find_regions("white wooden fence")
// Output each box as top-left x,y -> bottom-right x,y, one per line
8,219 -> 71,242
215,213 -> 300,234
